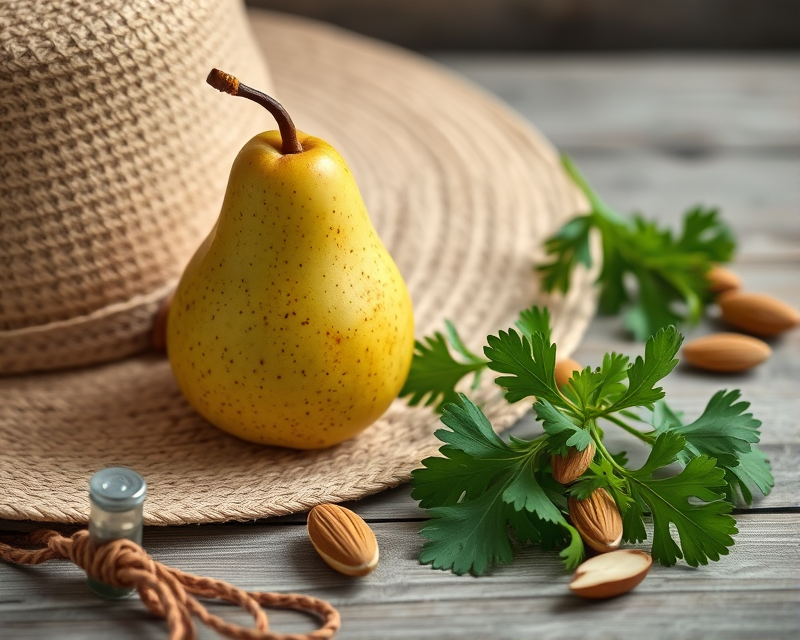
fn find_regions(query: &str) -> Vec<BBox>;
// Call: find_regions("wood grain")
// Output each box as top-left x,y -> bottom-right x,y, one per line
433,55 -> 800,149
1,514 -> 798,639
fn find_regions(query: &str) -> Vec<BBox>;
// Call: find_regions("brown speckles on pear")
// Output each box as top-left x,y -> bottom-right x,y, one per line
166,82 -> 414,449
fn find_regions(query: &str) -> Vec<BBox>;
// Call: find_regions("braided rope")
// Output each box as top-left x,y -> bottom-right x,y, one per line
0,529 -> 340,640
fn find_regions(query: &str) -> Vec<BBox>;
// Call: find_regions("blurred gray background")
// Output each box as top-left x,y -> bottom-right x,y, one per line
246,0 -> 799,50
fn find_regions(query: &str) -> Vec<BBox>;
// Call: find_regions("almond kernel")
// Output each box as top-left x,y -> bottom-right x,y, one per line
307,503 -> 379,577
682,333 -> 771,372
569,549 -> 652,599
568,488 -> 623,553
555,357 -> 582,389
706,264 -> 741,294
719,291 -> 800,337
552,442 -> 596,484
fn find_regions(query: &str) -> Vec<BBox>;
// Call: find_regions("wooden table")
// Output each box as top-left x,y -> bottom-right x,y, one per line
2,51 -> 798,639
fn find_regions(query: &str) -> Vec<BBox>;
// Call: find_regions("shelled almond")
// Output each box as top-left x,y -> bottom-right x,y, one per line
552,443 -> 595,484
568,488 -> 622,553
555,357 -> 582,388
719,291 -> 800,337
682,333 -> 771,372
706,264 -> 741,294
569,549 -> 652,599
307,503 -> 379,577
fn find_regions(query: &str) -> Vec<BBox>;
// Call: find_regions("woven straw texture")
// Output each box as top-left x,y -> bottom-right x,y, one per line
0,8 -> 597,525
0,0 -> 272,372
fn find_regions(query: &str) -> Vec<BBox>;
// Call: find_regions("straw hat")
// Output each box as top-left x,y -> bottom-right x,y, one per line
0,0 -> 595,524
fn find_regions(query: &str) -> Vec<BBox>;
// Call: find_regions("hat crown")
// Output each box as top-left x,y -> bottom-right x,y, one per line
0,0 -> 272,373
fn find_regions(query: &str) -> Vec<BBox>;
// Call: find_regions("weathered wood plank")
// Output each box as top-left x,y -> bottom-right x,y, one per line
2,590 -> 798,640
438,58 -> 800,260
433,55 -> 800,151
2,514 -> 797,602
2,589 -> 798,640
299,591 -> 800,640
1,514 -> 798,638
549,153 -> 800,262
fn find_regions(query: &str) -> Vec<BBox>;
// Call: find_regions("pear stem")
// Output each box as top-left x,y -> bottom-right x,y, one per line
206,68 -> 303,155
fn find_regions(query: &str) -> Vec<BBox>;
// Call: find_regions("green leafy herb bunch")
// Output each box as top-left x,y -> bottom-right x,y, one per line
402,306 -> 773,575
539,156 -> 736,340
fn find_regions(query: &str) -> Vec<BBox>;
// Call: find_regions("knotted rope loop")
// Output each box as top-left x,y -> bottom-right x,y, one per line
0,529 -> 340,640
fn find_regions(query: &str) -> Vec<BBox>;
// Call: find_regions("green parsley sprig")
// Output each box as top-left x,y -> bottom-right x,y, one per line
410,307 -> 773,576
400,307 -> 551,412
538,156 -> 736,340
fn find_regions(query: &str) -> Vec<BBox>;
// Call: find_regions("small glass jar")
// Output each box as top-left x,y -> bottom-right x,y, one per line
87,467 -> 147,599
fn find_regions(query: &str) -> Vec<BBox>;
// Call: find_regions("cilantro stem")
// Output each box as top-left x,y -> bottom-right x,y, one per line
560,398 -> 585,422
589,421 -> 628,475
603,414 -> 656,445
561,155 -> 627,226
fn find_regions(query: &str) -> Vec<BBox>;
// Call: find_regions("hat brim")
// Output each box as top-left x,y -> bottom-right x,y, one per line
0,10 -> 595,525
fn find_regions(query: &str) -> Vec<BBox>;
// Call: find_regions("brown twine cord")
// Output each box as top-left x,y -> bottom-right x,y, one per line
0,529 -> 340,640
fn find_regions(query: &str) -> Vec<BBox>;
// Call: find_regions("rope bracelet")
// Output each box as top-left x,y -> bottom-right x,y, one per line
0,528 -> 341,640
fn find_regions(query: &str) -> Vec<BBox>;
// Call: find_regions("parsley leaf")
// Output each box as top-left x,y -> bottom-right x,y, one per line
656,391 -> 761,465
411,398 -> 518,508
507,511 -> 584,571
607,326 -> 682,412
560,365 -> 605,411
538,156 -> 736,339
538,215 -> 594,294
515,306 -> 552,343
506,506 -> 544,545
624,261 -> 685,342
445,320 -> 487,375
726,448 -> 775,506
536,399 -> 593,455
400,324 -> 487,412
502,457 -> 564,522
400,306 -> 553,414
678,207 -> 738,260
594,352 -> 630,403
411,449 -> 509,509
628,432 -> 738,567
414,395 -> 580,575
419,489 -> 515,576
652,394 -> 774,505
556,523 -> 586,571
484,329 -> 565,408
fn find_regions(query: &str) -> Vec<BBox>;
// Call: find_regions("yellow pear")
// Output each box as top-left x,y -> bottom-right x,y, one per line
167,70 -> 414,449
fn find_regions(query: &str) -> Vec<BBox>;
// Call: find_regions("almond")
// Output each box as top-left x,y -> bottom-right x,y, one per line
568,488 -> 622,553
719,291 -> 800,337
555,357 -> 582,388
307,503 -> 379,577
569,549 -> 652,599
682,332 -> 771,372
150,290 -> 174,351
706,264 -> 741,294
552,442 -> 595,484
